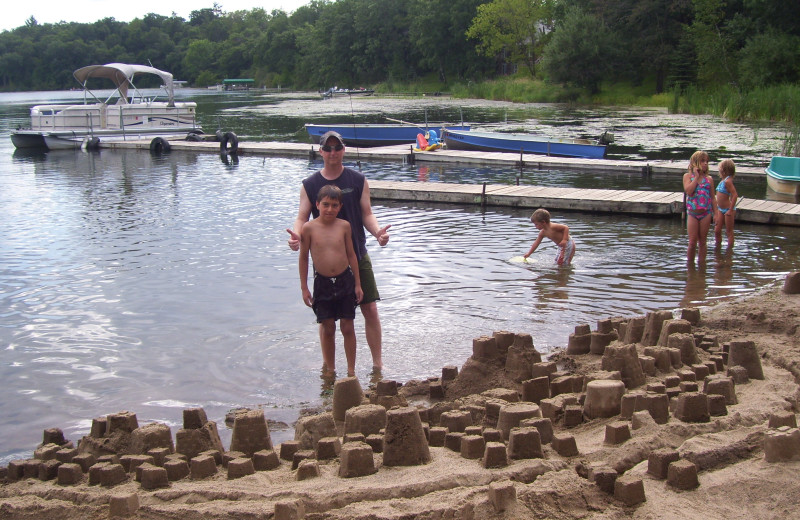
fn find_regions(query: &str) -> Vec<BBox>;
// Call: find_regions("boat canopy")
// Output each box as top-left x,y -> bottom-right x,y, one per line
73,63 -> 175,105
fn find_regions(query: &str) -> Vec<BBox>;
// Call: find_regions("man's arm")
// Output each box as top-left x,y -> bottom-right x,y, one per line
344,223 -> 363,303
287,186 -> 313,251
360,179 -> 391,246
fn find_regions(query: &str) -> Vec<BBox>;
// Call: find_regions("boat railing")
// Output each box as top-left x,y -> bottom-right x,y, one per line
30,104 -> 104,131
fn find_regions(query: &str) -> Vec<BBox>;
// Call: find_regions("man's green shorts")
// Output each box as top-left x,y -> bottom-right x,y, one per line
358,254 -> 380,305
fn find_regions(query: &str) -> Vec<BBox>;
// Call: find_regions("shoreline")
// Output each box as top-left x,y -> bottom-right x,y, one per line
1,281 -> 799,519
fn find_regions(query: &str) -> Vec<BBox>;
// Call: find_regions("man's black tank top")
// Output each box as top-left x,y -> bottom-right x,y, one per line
302,167 -> 367,259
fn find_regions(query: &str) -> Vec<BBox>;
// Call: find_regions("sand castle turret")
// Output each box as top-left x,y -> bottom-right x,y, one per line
229,410 -> 273,457
504,333 -> 541,382
727,340 -> 764,380
382,407 -> 430,467
601,344 -> 646,389
583,380 -> 626,419
332,377 -> 364,421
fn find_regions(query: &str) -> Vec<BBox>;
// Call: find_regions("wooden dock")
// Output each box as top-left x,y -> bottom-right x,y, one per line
101,138 -> 768,178
99,137 -> 799,226
368,180 -> 800,227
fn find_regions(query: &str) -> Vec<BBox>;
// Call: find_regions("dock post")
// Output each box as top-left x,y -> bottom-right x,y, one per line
682,192 -> 686,223
481,182 -> 487,210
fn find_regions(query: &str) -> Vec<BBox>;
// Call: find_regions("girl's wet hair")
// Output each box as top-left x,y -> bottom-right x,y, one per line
719,159 -> 736,177
688,150 -> 710,173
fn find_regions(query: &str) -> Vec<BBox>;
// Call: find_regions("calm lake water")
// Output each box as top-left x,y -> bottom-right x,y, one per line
1,90 -> 798,463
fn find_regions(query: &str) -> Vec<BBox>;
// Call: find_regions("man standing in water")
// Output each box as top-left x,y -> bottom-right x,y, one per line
287,131 -> 390,373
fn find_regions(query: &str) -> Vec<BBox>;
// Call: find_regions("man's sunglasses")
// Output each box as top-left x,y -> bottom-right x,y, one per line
321,144 -> 344,152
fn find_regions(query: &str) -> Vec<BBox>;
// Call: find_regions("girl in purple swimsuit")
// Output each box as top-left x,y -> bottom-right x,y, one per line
683,151 -> 716,265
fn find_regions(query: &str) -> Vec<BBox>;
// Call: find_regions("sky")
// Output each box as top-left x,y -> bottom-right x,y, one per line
3,1 -> 311,32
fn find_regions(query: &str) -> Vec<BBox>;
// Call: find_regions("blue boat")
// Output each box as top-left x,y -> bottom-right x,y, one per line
305,123 -> 470,147
765,156 -> 800,197
443,128 -> 609,159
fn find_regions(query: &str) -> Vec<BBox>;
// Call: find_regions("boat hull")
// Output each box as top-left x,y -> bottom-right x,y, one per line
10,132 -> 47,149
443,129 -> 606,159
305,123 -> 470,147
766,156 -> 800,196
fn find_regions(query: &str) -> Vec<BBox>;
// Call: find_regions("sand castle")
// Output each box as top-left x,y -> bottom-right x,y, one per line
3,279 -> 800,519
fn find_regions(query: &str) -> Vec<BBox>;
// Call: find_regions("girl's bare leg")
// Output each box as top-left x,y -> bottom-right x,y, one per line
697,215 -> 712,265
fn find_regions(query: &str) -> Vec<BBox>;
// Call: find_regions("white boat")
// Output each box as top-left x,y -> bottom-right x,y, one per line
11,63 -> 202,150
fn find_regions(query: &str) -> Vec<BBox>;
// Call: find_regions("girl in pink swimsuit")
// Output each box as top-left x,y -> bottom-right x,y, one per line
682,151 -> 716,265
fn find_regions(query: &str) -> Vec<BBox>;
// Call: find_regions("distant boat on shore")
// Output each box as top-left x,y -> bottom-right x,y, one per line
321,87 -> 375,99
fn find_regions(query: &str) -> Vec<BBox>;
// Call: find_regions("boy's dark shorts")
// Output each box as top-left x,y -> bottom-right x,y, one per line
312,267 -> 357,323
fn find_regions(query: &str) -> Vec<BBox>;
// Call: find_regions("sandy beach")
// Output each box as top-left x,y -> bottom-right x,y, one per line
1,278 -> 798,520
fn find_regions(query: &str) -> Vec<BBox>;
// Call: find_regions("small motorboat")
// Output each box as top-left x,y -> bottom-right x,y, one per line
765,156 -> 800,197
442,128 -> 611,159
321,87 -> 375,98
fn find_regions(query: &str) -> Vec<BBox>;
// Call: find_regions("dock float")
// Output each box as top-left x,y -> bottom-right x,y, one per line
368,180 -> 800,227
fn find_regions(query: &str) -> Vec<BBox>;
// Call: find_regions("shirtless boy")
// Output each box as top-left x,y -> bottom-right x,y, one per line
299,184 -> 363,377
523,208 -> 576,265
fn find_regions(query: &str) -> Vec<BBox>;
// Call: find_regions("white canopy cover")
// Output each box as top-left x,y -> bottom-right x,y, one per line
72,63 -> 175,105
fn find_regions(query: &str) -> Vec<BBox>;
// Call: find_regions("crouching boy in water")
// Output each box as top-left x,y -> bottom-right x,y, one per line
299,184 -> 363,377
523,208 -> 576,265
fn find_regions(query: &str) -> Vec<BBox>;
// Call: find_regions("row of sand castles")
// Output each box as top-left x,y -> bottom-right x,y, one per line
414,306 -> 800,503
3,313 -> 800,516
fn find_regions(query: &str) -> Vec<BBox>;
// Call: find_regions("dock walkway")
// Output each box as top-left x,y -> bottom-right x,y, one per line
101,138 -> 798,226
369,180 -> 800,227
102,138 -> 768,178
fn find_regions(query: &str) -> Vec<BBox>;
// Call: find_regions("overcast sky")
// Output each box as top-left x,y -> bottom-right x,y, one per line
3,1 -> 311,32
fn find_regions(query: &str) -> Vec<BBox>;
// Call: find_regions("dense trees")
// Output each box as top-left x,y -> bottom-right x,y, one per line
0,0 -> 797,98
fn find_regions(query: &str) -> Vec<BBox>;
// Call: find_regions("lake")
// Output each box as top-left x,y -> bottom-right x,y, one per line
1,90 -> 798,463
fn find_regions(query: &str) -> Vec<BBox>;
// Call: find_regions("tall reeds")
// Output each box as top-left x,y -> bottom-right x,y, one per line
671,84 -> 800,123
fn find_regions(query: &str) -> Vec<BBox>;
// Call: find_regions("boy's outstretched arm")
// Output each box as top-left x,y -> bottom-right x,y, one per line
298,226 -> 313,307
524,233 -> 544,258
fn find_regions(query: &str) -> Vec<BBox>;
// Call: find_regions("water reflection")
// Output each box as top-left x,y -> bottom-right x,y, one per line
682,264 -> 708,307
709,246 -> 736,301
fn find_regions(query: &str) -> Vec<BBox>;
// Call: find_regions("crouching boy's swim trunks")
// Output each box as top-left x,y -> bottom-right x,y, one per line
556,238 -> 576,266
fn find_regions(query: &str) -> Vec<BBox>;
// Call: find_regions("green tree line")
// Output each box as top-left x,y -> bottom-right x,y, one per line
1,0 -> 798,114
